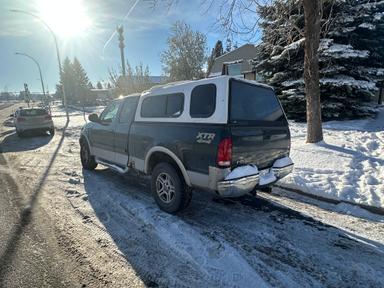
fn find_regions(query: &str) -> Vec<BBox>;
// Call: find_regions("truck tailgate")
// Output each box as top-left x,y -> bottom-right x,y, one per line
231,124 -> 290,169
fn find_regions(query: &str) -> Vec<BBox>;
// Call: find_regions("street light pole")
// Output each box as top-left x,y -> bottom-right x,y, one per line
10,9 -> 69,122
15,52 -> 46,97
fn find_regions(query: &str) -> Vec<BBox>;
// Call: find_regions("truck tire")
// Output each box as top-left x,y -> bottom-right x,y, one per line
49,128 -> 55,136
151,162 -> 192,214
80,140 -> 97,170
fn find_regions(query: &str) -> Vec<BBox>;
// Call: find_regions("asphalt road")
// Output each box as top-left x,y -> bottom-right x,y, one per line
0,103 -> 74,287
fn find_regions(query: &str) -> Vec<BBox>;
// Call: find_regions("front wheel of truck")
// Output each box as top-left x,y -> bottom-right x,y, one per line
80,140 -> 97,170
151,162 -> 192,214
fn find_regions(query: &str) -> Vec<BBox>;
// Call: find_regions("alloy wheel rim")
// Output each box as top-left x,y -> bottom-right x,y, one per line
156,172 -> 175,204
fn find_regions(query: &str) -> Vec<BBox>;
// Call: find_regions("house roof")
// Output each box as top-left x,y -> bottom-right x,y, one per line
209,44 -> 260,77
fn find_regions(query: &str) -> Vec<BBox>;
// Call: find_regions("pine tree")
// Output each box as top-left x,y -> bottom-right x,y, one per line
60,57 -> 76,104
225,38 -> 232,53
72,57 -> 93,105
214,40 -> 224,57
207,40 -> 225,76
96,81 -> 103,89
255,0 -> 384,120
58,57 -> 93,105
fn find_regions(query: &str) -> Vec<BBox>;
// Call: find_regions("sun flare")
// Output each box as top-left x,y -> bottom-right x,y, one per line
37,0 -> 92,38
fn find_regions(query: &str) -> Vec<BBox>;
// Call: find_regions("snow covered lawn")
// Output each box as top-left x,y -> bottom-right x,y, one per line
279,107 -> 384,209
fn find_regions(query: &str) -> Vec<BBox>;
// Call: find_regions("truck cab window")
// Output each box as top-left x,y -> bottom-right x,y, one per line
100,101 -> 120,123
119,97 -> 139,123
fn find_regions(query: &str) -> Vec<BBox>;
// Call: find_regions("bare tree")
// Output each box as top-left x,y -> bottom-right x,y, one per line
161,21 -> 207,81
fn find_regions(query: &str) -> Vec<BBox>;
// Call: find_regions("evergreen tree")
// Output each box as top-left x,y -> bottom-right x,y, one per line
60,57 -> 76,104
72,57 -> 93,105
58,57 -> 93,105
96,81 -> 103,89
214,40 -> 224,58
255,0 -> 384,120
207,40 -> 225,76
225,38 -> 232,53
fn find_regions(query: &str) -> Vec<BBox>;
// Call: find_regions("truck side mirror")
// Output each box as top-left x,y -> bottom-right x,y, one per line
88,113 -> 99,123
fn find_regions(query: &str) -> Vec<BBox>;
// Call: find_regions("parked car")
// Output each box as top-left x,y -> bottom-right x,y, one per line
14,108 -> 54,137
80,76 -> 293,213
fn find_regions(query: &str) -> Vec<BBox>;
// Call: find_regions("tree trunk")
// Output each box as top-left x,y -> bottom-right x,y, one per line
303,0 -> 323,143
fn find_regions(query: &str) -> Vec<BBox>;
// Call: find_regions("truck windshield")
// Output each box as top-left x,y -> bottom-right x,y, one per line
230,79 -> 284,123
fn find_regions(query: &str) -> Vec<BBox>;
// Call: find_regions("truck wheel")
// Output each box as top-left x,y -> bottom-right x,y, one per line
151,162 -> 192,214
49,128 -> 55,136
80,140 -> 97,170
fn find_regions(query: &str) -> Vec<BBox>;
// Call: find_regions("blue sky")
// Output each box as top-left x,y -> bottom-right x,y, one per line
0,0 -> 258,93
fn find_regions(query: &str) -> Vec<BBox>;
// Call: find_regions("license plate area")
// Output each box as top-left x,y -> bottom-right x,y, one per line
259,168 -> 277,186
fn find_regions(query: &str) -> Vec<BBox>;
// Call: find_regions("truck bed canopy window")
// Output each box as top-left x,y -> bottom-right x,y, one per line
190,84 -> 216,118
230,80 -> 284,123
141,93 -> 184,118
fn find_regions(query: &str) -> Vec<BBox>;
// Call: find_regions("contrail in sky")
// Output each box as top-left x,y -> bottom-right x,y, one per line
102,0 -> 141,56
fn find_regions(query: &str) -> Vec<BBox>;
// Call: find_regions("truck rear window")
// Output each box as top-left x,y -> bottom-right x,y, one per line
230,80 -> 284,123
20,109 -> 48,116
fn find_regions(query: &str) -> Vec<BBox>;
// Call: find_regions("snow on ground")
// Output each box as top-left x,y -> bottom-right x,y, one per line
1,104 -> 384,287
279,107 -> 384,208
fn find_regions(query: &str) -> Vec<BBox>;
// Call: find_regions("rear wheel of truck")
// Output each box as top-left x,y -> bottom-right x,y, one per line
49,128 -> 55,136
80,140 -> 97,170
151,162 -> 192,214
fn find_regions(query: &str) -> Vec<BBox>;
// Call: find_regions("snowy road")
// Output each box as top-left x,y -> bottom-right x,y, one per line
1,105 -> 383,287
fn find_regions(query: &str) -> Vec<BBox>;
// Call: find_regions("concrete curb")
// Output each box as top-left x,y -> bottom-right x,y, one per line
274,184 -> 384,216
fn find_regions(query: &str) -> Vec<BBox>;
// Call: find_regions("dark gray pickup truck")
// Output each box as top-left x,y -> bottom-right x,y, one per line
80,76 -> 293,213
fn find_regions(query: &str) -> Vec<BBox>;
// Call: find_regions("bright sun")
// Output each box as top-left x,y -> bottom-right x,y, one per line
37,0 -> 92,38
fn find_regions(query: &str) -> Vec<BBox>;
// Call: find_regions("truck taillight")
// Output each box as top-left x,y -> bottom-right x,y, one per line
217,138 -> 232,167
17,117 -> 26,122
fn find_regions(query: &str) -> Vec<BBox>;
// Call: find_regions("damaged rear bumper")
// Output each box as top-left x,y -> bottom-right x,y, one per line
216,156 -> 294,197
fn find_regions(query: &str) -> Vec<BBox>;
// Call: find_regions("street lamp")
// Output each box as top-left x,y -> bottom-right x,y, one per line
14,52 -> 46,97
10,9 -> 69,122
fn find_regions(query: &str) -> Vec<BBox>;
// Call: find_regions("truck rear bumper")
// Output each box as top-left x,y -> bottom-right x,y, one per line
217,173 -> 260,197
216,156 -> 293,197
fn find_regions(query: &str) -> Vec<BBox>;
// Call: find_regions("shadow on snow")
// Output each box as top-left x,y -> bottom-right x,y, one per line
82,168 -> 384,288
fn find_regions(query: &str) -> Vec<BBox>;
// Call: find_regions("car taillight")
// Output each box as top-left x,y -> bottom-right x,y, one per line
45,115 -> 52,120
17,117 -> 26,122
217,138 -> 232,167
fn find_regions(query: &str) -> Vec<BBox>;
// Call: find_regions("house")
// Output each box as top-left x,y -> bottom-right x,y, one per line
90,88 -> 113,101
209,44 -> 261,81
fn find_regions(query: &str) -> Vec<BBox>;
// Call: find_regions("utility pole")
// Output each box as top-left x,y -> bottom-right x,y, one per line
117,26 -> 126,76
